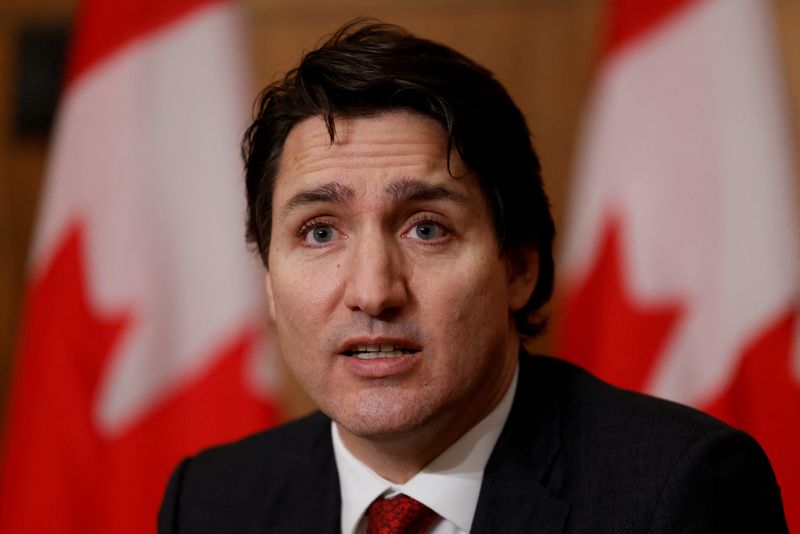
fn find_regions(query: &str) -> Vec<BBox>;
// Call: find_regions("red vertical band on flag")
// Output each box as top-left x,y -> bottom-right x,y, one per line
603,0 -> 698,58
66,0 -> 225,87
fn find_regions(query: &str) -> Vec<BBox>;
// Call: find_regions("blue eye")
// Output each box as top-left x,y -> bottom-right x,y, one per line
306,225 -> 335,244
407,218 -> 449,242
413,222 -> 439,241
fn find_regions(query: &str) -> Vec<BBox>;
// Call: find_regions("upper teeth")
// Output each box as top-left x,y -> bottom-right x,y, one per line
356,344 -> 397,352
349,344 -> 412,360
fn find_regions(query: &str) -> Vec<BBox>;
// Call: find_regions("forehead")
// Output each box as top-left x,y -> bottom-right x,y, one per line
274,111 -> 471,200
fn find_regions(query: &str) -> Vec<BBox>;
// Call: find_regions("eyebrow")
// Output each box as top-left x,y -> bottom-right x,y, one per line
384,177 -> 468,205
281,177 -> 468,216
282,182 -> 356,216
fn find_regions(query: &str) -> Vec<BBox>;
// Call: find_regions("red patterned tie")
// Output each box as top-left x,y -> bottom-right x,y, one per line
366,494 -> 439,534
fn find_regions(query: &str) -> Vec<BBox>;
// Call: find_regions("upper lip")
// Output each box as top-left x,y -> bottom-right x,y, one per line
337,337 -> 422,355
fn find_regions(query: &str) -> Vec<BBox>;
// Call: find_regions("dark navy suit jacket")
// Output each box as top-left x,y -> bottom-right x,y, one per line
158,355 -> 788,533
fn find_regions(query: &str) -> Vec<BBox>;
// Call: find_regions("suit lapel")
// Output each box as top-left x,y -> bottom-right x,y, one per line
269,413 -> 342,533
471,355 -> 570,534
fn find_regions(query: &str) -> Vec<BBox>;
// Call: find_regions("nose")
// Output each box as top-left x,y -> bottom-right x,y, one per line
343,231 -> 408,317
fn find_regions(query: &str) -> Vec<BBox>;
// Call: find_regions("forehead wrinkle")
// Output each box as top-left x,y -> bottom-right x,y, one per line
293,146 -> 445,175
384,177 -> 469,205
281,181 -> 356,216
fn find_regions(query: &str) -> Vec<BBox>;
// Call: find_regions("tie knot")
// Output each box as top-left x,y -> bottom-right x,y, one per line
366,494 -> 438,534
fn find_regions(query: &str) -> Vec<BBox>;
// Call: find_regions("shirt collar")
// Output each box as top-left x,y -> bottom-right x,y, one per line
332,364 -> 519,534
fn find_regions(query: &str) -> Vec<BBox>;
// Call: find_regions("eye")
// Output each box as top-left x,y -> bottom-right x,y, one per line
301,221 -> 338,245
405,216 -> 450,242
413,222 -> 440,241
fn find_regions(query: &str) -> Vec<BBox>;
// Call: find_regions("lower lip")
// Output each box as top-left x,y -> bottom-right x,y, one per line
339,351 -> 421,378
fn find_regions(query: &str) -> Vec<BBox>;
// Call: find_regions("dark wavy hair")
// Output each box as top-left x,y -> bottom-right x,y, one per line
243,18 -> 555,337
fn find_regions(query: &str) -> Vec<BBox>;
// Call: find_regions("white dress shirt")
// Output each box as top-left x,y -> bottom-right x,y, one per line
332,365 -> 519,534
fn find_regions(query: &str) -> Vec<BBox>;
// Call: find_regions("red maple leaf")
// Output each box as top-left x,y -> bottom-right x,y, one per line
556,220 -> 684,392
703,309 -> 800,533
0,223 -> 279,533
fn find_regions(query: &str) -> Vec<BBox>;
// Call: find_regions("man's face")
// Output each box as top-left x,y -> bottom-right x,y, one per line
266,111 -> 535,448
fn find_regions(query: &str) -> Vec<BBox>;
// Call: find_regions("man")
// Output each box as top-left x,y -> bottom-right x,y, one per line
159,20 -> 787,533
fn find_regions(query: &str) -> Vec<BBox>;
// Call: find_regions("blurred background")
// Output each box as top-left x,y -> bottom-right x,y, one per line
0,0 -> 601,417
5,0 -> 799,418
1,0 -> 799,531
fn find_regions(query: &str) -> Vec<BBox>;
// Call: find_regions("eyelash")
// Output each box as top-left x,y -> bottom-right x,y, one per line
405,214 -> 450,241
296,214 -> 451,244
297,217 -> 336,243
297,217 -> 331,236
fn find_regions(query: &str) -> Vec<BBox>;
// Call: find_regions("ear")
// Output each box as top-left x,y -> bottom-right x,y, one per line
506,246 -> 539,312
264,271 -> 277,319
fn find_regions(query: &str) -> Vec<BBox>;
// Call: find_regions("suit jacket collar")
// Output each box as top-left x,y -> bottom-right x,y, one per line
269,412 -> 341,533
471,354 -> 570,533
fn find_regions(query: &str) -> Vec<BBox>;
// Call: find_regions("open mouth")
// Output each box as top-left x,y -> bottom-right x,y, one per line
342,344 -> 420,360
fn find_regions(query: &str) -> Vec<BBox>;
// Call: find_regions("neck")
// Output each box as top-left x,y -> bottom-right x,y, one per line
337,415 -> 461,483
336,346 -> 518,483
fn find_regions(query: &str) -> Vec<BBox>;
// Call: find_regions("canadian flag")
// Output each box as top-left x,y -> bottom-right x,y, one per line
558,0 -> 799,530
0,0 -> 279,531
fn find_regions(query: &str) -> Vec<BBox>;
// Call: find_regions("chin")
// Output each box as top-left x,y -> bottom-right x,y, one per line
337,419 -> 432,444
328,393 -> 438,441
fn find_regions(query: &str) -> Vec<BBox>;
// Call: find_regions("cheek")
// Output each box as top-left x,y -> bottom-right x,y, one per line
270,260 -> 347,389
272,261 -> 341,321
269,272 -> 331,394
268,273 -> 331,374
417,254 -> 510,338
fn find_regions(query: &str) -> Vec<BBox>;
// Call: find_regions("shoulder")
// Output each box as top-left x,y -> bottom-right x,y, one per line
183,409 -> 332,477
511,355 -> 787,532
158,411 -> 337,533
518,354 -> 733,450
